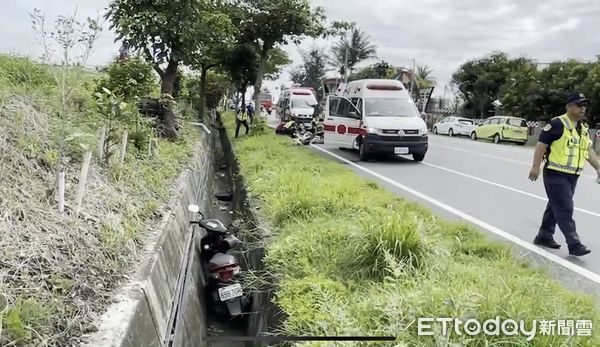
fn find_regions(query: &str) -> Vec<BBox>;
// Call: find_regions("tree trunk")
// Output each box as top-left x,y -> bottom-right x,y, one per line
253,52 -> 268,116
159,59 -> 179,139
199,65 -> 208,121
239,89 -> 245,106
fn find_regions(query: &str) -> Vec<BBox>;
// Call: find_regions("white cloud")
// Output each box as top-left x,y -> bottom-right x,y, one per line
3,0 -> 600,98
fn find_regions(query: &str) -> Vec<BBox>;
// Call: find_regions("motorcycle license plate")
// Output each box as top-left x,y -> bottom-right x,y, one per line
218,283 -> 243,301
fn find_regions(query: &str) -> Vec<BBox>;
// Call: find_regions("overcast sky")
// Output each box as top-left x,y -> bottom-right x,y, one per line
3,0 -> 600,98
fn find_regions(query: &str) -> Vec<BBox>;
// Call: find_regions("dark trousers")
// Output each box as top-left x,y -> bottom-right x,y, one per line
235,119 -> 249,138
537,168 -> 582,247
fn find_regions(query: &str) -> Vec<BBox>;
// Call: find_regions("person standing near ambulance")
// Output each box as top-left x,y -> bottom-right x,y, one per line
529,93 -> 600,256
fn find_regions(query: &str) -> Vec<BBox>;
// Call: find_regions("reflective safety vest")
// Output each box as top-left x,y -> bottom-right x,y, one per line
236,111 -> 248,121
283,120 -> 294,129
315,122 -> 324,133
546,114 -> 591,176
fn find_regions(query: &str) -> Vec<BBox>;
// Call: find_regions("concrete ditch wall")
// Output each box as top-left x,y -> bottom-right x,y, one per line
83,125 -> 216,347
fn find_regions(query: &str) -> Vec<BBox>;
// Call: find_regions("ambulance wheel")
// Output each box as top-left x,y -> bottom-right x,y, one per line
413,153 -> 426,162
359,141 -> 370,161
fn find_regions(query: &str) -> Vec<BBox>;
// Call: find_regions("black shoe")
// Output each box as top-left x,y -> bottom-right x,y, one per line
533,236 -> 561,249
569,244 -> 591,257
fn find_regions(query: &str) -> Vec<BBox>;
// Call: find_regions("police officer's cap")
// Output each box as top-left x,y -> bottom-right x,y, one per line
566,92 -> 588,105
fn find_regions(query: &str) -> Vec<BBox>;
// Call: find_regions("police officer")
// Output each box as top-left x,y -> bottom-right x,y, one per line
235,107 -> 250,138
529,92 -> 600,256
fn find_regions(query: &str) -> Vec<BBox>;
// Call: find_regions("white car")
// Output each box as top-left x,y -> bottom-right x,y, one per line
432,116 -> 475,137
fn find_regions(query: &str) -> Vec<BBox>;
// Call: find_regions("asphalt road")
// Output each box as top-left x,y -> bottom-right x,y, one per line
322,133 -> 600,284
265,113 -> 600,295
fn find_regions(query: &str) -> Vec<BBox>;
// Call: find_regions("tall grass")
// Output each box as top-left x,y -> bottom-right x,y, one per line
225,112 -> 600,346
0,55 -> 54,90
0,54 -> 200,345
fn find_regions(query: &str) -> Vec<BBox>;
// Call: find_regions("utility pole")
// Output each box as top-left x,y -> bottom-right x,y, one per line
410,58 -> 416,96
343,47 -> 349,83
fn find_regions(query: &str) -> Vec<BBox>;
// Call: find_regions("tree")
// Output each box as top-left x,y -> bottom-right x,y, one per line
331,27 -> 377,77
31,8 -> 102,211
264,47 -> 292,80
220,43 -> 259,106
290,47 -> 327,90
185,71 -> 230,111
106,0 -> 232,138
415,65 -> 435,89
451,52 -> 528,118
235,0 -> 335,115
582,59 -> 600,126
349,60 -> 395,81
498,62 -> 543,120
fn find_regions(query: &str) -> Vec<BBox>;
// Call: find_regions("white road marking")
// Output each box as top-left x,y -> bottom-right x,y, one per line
435,144 -> 531,166
433,143 -> 598,180
310,144 -> 600,285
431,134 -> 533,154
421,161 -> 600,218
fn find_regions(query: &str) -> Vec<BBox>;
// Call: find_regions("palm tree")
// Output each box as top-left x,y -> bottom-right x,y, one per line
330,27 -> 377,76
416,65 -> 433,81
415,65 -> 435,89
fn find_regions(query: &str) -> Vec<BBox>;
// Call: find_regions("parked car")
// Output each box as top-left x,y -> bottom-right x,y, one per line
470,116 -> 528,145
432,117 -> 475,137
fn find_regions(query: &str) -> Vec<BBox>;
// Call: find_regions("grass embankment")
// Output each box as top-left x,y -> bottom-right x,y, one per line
0,54 -> 198,346
223,112 -> 600,346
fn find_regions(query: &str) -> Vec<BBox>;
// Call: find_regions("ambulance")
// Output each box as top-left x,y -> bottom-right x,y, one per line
323,79 -> 428,162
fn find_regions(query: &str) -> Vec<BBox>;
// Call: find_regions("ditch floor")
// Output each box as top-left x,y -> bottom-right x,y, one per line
205,131 -> 247,347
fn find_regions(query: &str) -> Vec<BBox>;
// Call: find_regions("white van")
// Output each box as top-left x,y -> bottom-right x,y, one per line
323,79 -> 428,162
275,87 -> 318,123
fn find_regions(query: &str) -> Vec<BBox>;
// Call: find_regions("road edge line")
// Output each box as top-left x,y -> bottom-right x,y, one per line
310,144 -> 600,286
421,161 -> 600,218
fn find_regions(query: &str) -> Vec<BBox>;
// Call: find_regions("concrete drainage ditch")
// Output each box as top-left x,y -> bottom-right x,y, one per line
82,112 -> 283,347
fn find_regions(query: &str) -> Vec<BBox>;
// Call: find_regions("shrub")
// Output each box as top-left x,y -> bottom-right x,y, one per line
94,57 -> 157,102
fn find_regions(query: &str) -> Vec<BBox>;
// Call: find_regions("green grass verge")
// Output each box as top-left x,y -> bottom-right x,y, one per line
223,112 -> 600,346
0,54 -> 199,346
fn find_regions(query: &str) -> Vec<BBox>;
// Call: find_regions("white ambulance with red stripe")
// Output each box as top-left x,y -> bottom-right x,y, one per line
323,79 -> 428,162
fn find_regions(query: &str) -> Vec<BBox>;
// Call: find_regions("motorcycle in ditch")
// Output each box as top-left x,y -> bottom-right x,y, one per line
188,204 -> 250,320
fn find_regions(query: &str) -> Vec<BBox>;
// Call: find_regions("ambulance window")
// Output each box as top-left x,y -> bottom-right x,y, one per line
329,97 -> 340,114
355,99 -> 363,115
334,98 -> 358,118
